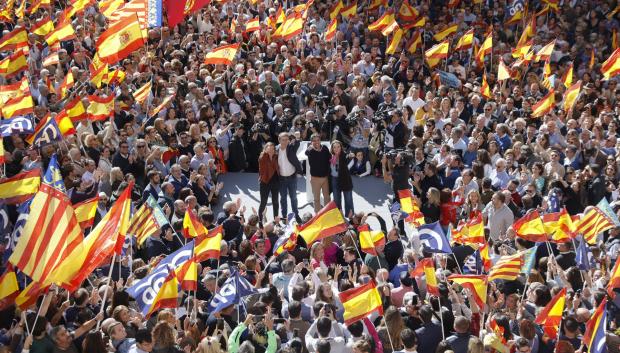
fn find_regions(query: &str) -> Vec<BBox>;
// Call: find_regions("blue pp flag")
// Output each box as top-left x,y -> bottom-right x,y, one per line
208,270 -> 258,314
147,0 -> 162,27
390,202 -> 409,224
2,198 -> 32,263
418,222 -> 452,253
0,115 -> 34,136
436,70 -> 462,89
463,251 -> 481,275
576,238 -> 593,271
127,242 -> 194,316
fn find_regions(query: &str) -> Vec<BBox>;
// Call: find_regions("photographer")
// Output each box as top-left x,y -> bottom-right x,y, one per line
383,150 -> 412,201
347,109 -> 372,158
322,105 -> 349,142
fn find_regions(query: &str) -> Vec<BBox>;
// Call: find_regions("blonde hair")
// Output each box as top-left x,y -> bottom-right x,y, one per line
196,336 -> 223,353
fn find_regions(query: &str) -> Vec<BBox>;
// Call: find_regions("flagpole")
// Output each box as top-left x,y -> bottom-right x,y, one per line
27,292 -> 48,336
571,237 -> 586,285
96,251 -> 118,330
436,284 -> 446,341
451,253 -> 463,274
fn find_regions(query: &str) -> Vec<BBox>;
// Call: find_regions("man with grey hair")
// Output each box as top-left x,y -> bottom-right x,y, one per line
272,258 -> 297,299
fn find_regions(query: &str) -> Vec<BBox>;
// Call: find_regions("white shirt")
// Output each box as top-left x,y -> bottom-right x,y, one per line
278,147 -> 296,177
403,97 -> 425,117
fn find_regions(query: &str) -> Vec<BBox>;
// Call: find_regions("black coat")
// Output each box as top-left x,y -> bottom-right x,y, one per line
331,152 -> 353,191
227,135 -> 248,172
587,174 -> 607,206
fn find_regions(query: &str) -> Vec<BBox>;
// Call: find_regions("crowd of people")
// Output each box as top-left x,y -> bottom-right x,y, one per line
1,0 -> 620,353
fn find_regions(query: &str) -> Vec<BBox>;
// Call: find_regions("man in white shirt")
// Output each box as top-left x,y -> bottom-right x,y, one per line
403,84 -> 425,120
278,133 -> 302,222
305,316 -> 350,353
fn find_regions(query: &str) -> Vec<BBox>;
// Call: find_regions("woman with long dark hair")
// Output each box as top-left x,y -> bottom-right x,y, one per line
330,140 -> 354,217
258,142 -> 279,223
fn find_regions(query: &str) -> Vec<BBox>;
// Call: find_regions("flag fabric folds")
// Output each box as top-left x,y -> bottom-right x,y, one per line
368,11 -> 395,32
208,270 -> 258,314
543,208 -> 576,243
175,257 -> 197,291
338,280 -> 383,325
8,155 -> 83,284
25,113 -> 63,146
127,200 -> 159,246
563,80 -> 581,112
358,224 -> 385,256
0,50 -> 28,78
0,27 -> 28,51
448,274 -> 487,309
534,288 -> 566,339
183,209 -> 206,238
433,24 -> 457,41
87,95 -> 115,121
194,225 -> 223,262
0,168 -> 40,204
145,266 -> 179,318
96,14 -> 145,65
1,93 -> 34,119
204,43 -> 240,66
47,182 -> 132,291
425,41 -> 449,68
274,213 -> 299,256
582,298 -> 607,353
601,48 -> 620,79
325,19 -> 337,41
514,210 -> 548,242
398,189 -> 425,225
65,96 -> 87,122
454,29 -> 474,51
488,252 -> 522,281
607,256 -> 620,297
0,265 -> 19,311
133,80 -> 152,104
576,198 -> 620,244
418,222 -> 452,253
298,201 -> 347,245
73,195 -> 99,229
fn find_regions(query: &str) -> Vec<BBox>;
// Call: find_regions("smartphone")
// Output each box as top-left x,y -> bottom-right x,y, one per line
341,265 -> 349,271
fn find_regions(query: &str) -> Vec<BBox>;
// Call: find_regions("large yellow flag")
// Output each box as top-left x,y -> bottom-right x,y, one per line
96,14 -> 145,65
425,41 -> 449,68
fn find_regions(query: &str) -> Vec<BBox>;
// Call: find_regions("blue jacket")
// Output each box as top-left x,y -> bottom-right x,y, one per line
415,323 -> 443,353
445,332 -> 472,353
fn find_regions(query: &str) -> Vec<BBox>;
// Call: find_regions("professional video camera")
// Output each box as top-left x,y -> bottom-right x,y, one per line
385,148 -> 414,166
251,122 -> 270,134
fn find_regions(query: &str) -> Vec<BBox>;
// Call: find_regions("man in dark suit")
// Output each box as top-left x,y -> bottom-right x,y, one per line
277,132 -> 302,222
415,305 -> 443,353
587,164 -> 607,206
227,125 -> 248,172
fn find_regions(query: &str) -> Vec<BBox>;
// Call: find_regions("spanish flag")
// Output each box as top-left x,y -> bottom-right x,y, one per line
488,252 -> 522,281
1,93 -> 34,119
0,169 -> 40,204
462,214 -> 486,245
183,209 -> 206,239
274,218 -> 299,256
497,58 -> 511,81
275,6 -> 285,24
425,40 -> 449,68
447,274 -> 487,309
245,17 -> 260,33
0,27 -> 28,51
150,94 -> 175,117
531,89 -> 555,118
31,16 -> 54,36
96,14 -> 145,65
325,19 -> 337,41
563,80 -> 581,112
42,51 -> 59,67
338,280 -> 383,325
590,48 -> 596,70
534,288 -> 566,339
280,13 -> 304,41
103,68 -> 126,85
608,259 -> 620,298
380,17 -> 399,36
73,195 -> 99,230
433,23 -> 458,42
47,183 -> 132,291
87,94 -> 115,121
517,17 -> 536,48
407,31 -> 422,54
204,43 -> 240,66
56,71 -> 74,99
543,208 -> 576,243
0,76 -> 29,103
385,28 -> 403,55
0,50 -> 28,78
0,139 -> 5,165
476,33 -> 492,67
90,59 -> 108,88
99,0 -> 124,18
368,0 -> 386,11
479,242 -> 492,271
454,29 -> 474,51
176,256 -> 198,291
368,11 -> 395,32
407,16 -> 426,28
298,201 -> 348,245
398,1 -> 418,22
512,40 -> 533,59
65,96 -> 87,122
0,265 -> 19,311
194,225 -> 222,261
55,110 -> 76,136
601,48 -> 620,80
133,80 -> 152,104
513,210 -> 547,242
534,40 -> 555,62
358,224 -> 385,256
562,63 -> 574,87
398,189 -> 424,225
45,17 -> 76,46
146,267 -> 179,318
341,1 -> 357,18
481,72 -> 492,99
330,0 -> 343,19
411,258 -> 439,295
28,0 -> 52,14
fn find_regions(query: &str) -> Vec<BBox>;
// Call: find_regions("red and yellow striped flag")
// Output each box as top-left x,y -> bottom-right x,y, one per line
476,33 -> 492,67
534,288 -> 566,339
65,96 -> 87,122
368,11 -> 395,32
358,224 -> 385,256
412,258 -> 439,295
589,48 -> 596,69
425,40 -> 449,68
325,19 -> 337,41
543,208 -> 576,243
531,89 -> 555,118
8,156 -> 83,284
87,94 -> 115,121
385,28 -> 403,55
42,51 -> 59,67
183,209 -> 206,239
73,195 -> 99,230
514,210 -> 547,242
0,169 -> 40,204
31,16 -> 54,36
338,280 -> 383,325
433,23 -> 458,41
368,0 -> 386,11
0,49 -> 28,78
0,76 -> 29,103
176,257 -> 198,291
534,40 -> 555,62
56,71 -> 74,99
133,80 -> 152,104
608,259 -> 620,297
398,1 -> 418,22
454,29 -> 474,51
330,0 -> 343,19
562,62 -> 574,87
47,183 -> 132,291
488,252 -> 522,281
195,225 -> 223,262
1,92 -> 34,119
407,30 -> 422,54
145,267 -> 179,318
204,43 -> 240,66
245,17 -> 260,33
398,189 -> 424,225
447,274 -> 487,309
497,58 -> 511,81
127,201 -> 159,246
150,94 -> 175,117
341,1 -> 357,19
298,201 -> 347,245
0,27 -> 28,51
99,0 -> 124,18
602,48 -> 620,79
27,0 -> 52,14
563,80 -> 581,112
0,265 -> 19,311
45,16 -> 76,46
96,14 -> 145,65
481,72 -> 492,99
